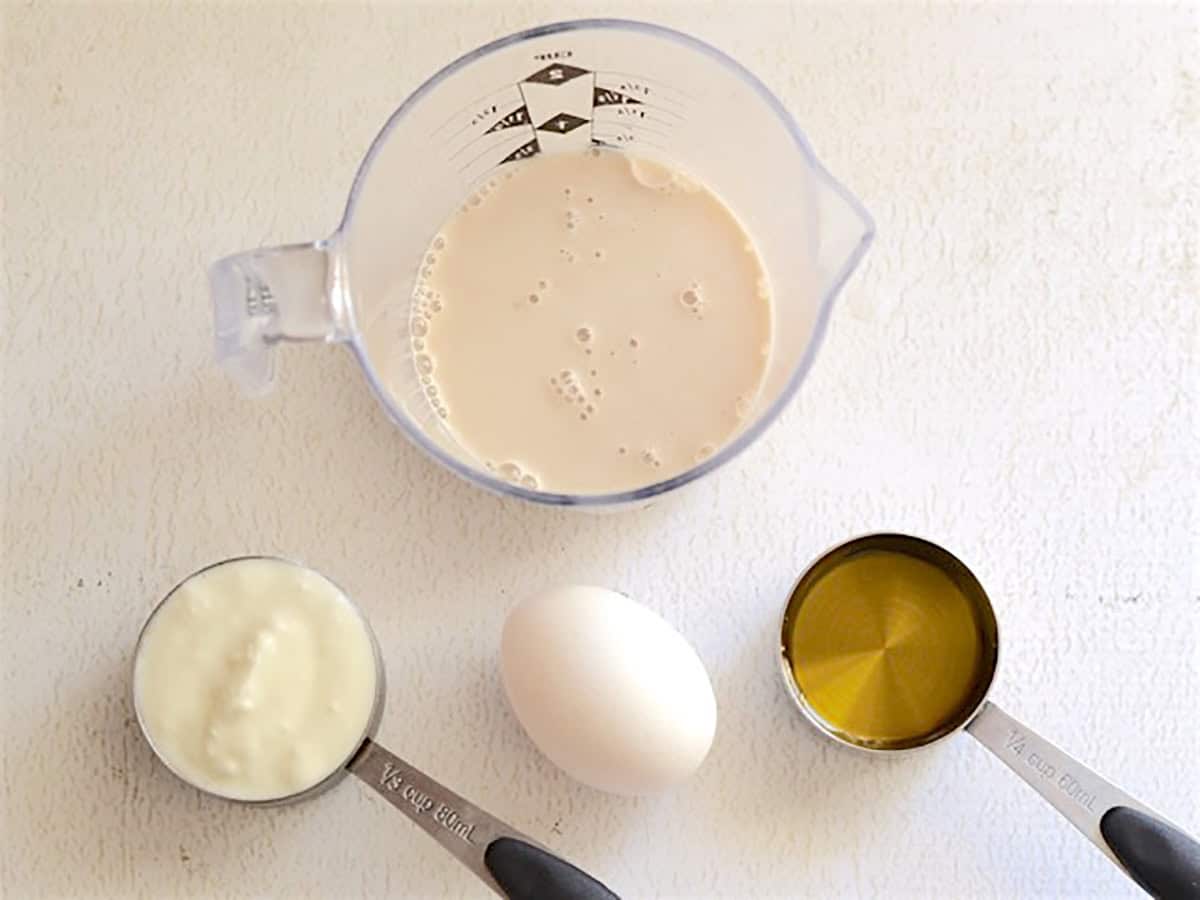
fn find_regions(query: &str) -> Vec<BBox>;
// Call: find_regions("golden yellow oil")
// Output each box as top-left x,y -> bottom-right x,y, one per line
781,537 -> 998,749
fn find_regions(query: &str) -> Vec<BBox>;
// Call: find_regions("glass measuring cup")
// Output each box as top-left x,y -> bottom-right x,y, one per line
133,557 -> 619,899
208,19 -> 874,508
778,534 -> 1200,898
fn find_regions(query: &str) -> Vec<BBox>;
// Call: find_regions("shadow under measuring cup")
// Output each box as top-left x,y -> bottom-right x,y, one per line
132,557 -> 618,900
778,534 -> 1200,899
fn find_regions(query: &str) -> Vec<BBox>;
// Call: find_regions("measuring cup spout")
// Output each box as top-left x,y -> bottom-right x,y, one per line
809,167 -> 875,304
208,239 -> 351,394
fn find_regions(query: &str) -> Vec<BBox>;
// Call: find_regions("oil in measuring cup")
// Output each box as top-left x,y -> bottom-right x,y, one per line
780,535 -> 998,750
778,534 -> 1200,897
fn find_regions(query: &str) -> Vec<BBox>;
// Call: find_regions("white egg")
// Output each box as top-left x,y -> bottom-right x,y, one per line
500,585 -> 717,796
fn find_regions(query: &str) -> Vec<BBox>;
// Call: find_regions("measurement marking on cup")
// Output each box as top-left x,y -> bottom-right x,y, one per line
1003,730 -> 1098,813
1056,773 -> 1098,812
244,276 -> 276,317
1004,730 -> 1026,755
379,763 -> 478,844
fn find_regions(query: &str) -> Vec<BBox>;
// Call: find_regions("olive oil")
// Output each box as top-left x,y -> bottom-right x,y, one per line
781,536 -> 998,750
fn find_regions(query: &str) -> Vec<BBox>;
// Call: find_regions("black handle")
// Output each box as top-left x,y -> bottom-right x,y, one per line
484,837 -> 621,900
1100,806 -> 1200,899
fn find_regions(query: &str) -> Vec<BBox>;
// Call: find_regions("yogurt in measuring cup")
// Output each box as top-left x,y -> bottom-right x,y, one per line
133,557 -> 379,802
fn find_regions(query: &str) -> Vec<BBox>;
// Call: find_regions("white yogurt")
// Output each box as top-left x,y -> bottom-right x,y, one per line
134,557 -> 379,801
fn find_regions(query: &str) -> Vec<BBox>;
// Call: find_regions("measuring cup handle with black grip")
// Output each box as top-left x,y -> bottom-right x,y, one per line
348,740 -> 620,899
967,702 -> 1200,898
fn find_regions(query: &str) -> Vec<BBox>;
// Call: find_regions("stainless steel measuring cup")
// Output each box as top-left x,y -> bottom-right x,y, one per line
778,534 -> 1200,899
133,557 -> 619,900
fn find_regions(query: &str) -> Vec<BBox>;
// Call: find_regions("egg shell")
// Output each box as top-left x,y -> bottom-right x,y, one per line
500,585 -> 717,796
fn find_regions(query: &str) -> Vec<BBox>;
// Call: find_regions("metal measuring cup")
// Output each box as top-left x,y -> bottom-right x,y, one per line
133,557 -> 619,900
778,534 -> 1200,898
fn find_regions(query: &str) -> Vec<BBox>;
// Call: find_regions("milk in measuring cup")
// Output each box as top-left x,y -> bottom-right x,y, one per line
406,149 -> 773,494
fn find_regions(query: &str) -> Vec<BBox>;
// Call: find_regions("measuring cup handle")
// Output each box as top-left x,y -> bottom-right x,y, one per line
484,837 -> 621,900
347,739 -> 620,899
208,239 -> 350,394
1101,806 -> 1200,898
967,701 -> 1200,897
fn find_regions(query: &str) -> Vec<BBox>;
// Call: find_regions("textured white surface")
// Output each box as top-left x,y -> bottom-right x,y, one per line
2,3 -> 1198,898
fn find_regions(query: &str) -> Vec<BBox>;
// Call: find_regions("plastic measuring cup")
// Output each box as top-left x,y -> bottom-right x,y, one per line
778,534 -> 1200,898
208,19 -> 874,509
133,557 -> 619,900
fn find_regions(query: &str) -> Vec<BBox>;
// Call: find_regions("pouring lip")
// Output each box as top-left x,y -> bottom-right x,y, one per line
130,555 -> 386,806
339,17 -> 876,509
776,532 -> 1000,755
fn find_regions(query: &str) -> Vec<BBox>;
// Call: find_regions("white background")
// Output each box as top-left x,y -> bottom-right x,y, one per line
3,2 -> 1197,898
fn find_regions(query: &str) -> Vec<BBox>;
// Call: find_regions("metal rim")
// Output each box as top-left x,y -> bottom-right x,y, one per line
777,533 -> 1000,754
339,17 -> 875,507
131,556 -> 386,806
